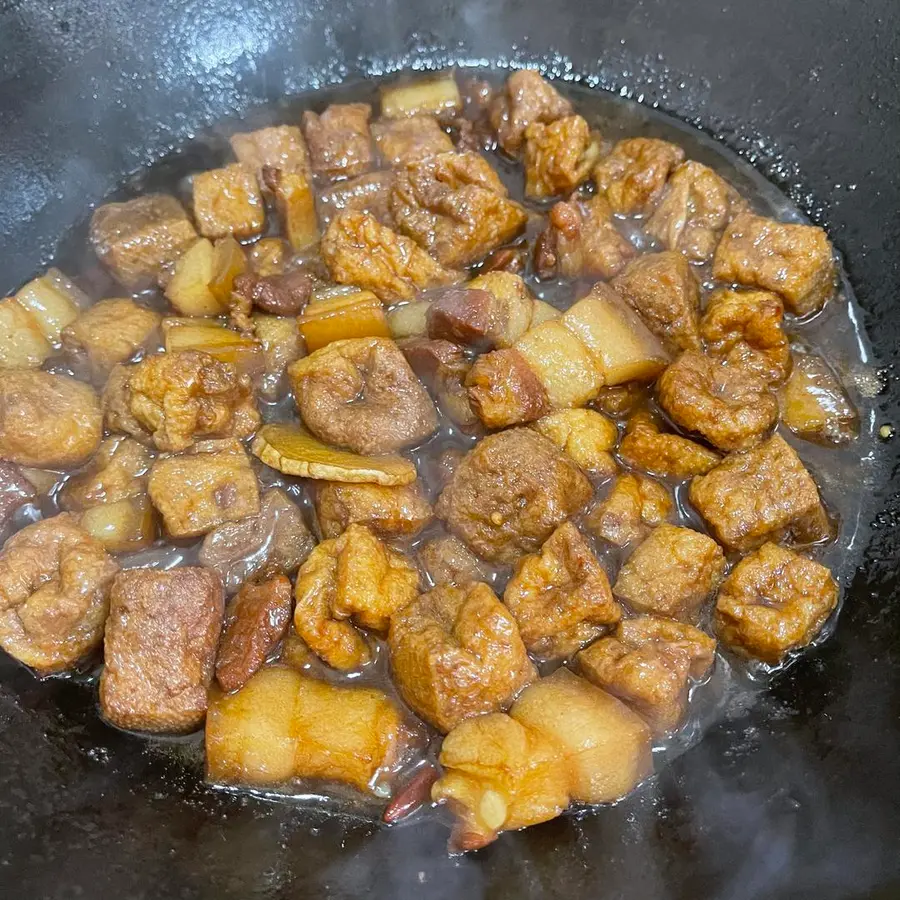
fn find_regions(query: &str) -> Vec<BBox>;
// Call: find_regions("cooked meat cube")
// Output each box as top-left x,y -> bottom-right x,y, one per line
192,164 -> 265,239
714,542 -> 838,664
0,461 -> 35,528
470,271 -> 544,345
612,252 -> 701,353
577,616 -> 716,735
531,408 -> 618,477
479,244 -> 527,276
12,267 -> 88,350
388,581 -> 536,732
199,488 -> 315,593
536,194 -> 636,280
699,289 -> 791,385
261,165 -> 319,251
613,524 -> 726,620
417,534 -> 491,587
294,524 -> 419,670
317,171 -> 395,227
0,514 -> 118,673
618,410 -> 721,478
251,313 -> 304,400
215,575 -> 292,693
657,351 -> 779,451
321,211 -> 460,302
229,124 -> 311,181
645,161 -> 745,262
289,337 -> 437,455
523,115 -> 600,199
248,237 -> 288,276
148,438 -> 260,539
594,138 -> 685,215
401,337 -> 478,430
372,115 -> 454,166
232,269 -> 315,317
302,102 -> 374,181
163,237 -> 241,318
466,347 -> 551,428
62,298 -> 161,379
781,353 -> 859,444
0,296 -> 52,369
380,71 -> 462,119
489,69 -> 574,154
105,351 -> 260,453
504,522 -> 622,659
432,711 -> 571,851
99,567 -> 223,732
435,428 -> 592,563
390,151 -> 528,268
0,370 -> 102,469
586,473 -> 673,547
510,668 -> 652,804
90,194 -> 197,288
59,435 -> 152,508
591,382 -> 645,418
689,434 -> 832,551
162,318 -> 264,381
314,480 -> 432,540
206,666 -> 410,791
712,212 -> 836,316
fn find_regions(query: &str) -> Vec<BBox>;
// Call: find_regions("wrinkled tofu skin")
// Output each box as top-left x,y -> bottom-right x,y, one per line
302,103 -> 375,182
504,522 -> 622,659
417,534 -> 491,587
531,408 -> 618,477
587,473 -> 673,547
289,338 -> 438,455
388,581 -> 536,732
618,410 -> 721,479
594,138 -> 685,215
372,115 -> 454,167
294,524 -> 418,670
781,353 -> 858,444
315,480 -> 432,540
523,115 -> 600,200
489,70 -> 574,154
0,514 -> 119,673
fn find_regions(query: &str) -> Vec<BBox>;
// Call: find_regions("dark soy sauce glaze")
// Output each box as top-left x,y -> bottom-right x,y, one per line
9,69 -> 878,825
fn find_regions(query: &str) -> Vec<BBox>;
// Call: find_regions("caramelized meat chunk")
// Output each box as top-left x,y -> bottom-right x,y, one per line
402,337 -> 478,430
62,298 -> 161,379
489,70 -> 574,154
148,439 -> 260,539
619,410 -> 721,478
0,462 -> 35,529
712,212 -> 836,316
232,269 -> 315,317
315,480 -> 432,540
99,567 -> 224,733
261,165 -> 319,251
90,194 -> 197,288
577,616 -> 716,734
106,351 -> 260,452
531,408 -> 618,477
658,351 -> 779,452
372,115 -> 454,166
613,524 -> 726,621
612,252 -> 701,353
230,124 -> 311,181
251,312 -> 304,400
503,522 -> 622,659
199,488 -> 315,593
302,102 -> 374,181
289,337 -> 437,455
689,434 -> 831,552
390,151 -> 528,268
645,161 -> 745,262
294,524 -> 418,670
417,534 -> 491,587
523,115 -> 600,199
587,473 -> 673,547
0,296 -> 51,369
781,353 -> 859,444
215,575 -> 292,693
699,289 -> 792,385
193,164 -> 266,240
0,370 -> 102,469
388,581 -> 536,732
594,138 -> 685,215
466,347 -> 550,428
317,171 -> 395,227
436,428 -> 592,564
714,542 -> 838,664
0,514 -> 118,673
321,211 -> 459,302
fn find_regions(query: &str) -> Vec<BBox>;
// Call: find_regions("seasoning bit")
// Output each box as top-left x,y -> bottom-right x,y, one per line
879,424 -> 895,441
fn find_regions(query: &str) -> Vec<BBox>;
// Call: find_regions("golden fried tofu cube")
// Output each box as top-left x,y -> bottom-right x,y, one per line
193,164 -> 266,240
314,480 -> 432,539
587,473 -> 672,547
618,411 -> 721,479
0,298 -> 51,369
523,115 -> 599,200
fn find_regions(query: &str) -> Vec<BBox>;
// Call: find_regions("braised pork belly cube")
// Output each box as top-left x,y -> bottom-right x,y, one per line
586,473 -> 673,547
302,102 -> 374,181
577,616 -> 716,735
388,581 -> 536,732
380,71 -> 462,120
613,524 -> 726,621
0,297 -> 51,369
294,524 -> 418,670
148,438 -> 260,539
261,165 -> 318,251
689,434 -> 832,552
489,69 -> 574,154
657,351 -> 779,452
523,115 -> 600,200
372,115 -> 454,166
192,164 -> 265,240
714,543 -> 838,664
417,534 -> 491,587
232,268 -> 315,318
251,313 -> 304,400
0,370 -> 102,469
402,337 -> 478,431
618,410 -> 721,479
466,347 -> 551,428
645,161 -> 745,262
435,428 -> 592,564
0,514 -> 118,674
712,212 -> 836,316
229,124 -> 311,182
530,408 -> 618,477
503,522 -> 622,659
317,171 -> 395,227
593,138 -> 685,215
14,268 -> 89,348
90,194 -> 197,288
321,211 -> 460,302
314,480 -> 432,540
781,353 -> 859,444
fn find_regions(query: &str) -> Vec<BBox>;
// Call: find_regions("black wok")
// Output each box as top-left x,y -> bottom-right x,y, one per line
1,1 -> 899,897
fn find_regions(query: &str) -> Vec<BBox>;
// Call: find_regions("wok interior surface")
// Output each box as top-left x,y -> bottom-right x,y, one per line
0,1 -> 898,898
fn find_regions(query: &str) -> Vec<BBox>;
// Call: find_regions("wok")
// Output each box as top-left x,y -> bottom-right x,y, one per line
0,1 -> 898,897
